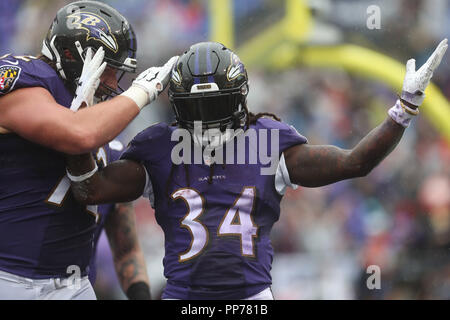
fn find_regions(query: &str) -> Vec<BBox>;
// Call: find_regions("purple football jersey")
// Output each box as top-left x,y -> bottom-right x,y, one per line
121,118 -> 307,299
0,55 -> 98,279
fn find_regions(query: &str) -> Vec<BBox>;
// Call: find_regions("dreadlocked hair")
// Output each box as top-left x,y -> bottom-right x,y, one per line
241,101 -> 281,129
165,104 -> 282,204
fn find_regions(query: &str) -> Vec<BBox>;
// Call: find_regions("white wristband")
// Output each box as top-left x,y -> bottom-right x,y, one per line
120,86 -> 150,110
66,162 -> 98,182
388,99 -> 419,128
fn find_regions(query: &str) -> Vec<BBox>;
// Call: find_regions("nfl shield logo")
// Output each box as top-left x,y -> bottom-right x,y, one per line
0,65 -> 21,94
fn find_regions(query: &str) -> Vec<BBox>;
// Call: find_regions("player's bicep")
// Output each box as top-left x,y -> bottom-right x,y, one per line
0,87 -> 81,151
284,143 -> 354,187
95,159 -> 147,203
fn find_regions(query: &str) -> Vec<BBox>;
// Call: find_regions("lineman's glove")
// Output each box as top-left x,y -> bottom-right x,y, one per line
70,47 -> 106,111
121,56 -> 178,110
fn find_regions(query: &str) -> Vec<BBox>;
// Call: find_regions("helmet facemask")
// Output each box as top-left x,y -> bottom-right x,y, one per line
171,82 -> 248,149
169,42 -> 249,149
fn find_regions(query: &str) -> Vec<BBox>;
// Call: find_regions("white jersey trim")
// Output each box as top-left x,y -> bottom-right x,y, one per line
142,166 -> 155,208
275,152 -> 298,195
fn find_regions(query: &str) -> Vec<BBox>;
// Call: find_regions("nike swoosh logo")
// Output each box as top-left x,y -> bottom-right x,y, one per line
2,60 -> 19,65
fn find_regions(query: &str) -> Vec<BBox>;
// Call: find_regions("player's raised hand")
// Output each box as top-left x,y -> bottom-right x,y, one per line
401,38 -> 448,107
70,47 -> 107,111
121,56 -> 179,110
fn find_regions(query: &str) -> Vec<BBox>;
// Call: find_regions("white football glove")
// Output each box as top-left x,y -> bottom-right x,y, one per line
389,39 -> 448,128
70,47 -> 107,111
121,56 -> 179,110
401,38 -> 448,107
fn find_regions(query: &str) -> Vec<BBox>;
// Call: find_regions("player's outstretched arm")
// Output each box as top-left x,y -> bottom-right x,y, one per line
284,117 -> 404,187
104,202 -> 151,300
0,51 -> 178,154
285,39 -> 448,187
66,153 -> 147,204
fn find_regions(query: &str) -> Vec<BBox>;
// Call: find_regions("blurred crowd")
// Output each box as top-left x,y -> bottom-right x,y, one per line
1,0 -> 449,299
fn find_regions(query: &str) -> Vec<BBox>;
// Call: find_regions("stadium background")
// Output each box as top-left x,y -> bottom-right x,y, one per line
1,0 -> 449,299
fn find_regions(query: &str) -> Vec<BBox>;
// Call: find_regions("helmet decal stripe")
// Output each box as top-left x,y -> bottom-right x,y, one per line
206,42 -> 214,83
194,46 -> 200,84
169,42 -> 248,131
194,45 -> 200,76
206,42 -> 212,73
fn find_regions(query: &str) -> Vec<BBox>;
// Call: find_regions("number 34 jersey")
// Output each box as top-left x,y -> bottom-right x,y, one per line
121,119 -> 308,299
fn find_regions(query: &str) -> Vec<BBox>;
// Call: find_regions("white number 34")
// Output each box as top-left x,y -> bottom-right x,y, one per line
171,187 -> 258,262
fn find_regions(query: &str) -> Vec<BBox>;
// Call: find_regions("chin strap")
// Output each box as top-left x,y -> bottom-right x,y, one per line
232,110 -> 244,129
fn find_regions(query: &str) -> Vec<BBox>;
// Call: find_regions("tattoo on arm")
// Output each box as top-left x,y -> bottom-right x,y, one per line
118,258 -> 139,285
105,202 -> 150,291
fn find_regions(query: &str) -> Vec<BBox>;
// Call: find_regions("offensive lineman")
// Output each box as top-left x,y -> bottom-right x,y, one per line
0,1 -> 175,299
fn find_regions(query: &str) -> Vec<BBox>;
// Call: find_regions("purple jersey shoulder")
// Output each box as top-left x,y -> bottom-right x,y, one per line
254,117 -> 308,153
120,122 -> 175,163
121,118 -> 307,164
0,54 -> 73,107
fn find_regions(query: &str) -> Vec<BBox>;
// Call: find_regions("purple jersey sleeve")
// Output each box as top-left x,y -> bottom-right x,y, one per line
256,117 -> 308,154
0,55 -> 73,107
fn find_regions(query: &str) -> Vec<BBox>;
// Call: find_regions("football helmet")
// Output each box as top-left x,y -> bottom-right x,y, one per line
169,42 -> 249,132
41,1 -> 136,95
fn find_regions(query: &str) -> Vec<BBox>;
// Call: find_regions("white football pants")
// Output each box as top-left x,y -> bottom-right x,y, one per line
0,269 -> 96,300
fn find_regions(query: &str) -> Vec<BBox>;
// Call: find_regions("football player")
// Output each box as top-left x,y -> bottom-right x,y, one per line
89,141 -> 151,300
0,1 -> 173,299
65,40 -> 447,299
